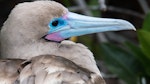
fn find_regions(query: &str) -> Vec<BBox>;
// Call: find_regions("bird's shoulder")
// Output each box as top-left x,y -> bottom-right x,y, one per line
16,55 -> 105,84
58,40 -> 91,56
60,40 -> 88,49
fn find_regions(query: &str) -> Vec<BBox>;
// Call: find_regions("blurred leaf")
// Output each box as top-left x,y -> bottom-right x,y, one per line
87,0 -> 101,17
138,30 -> 150,60
78,35 -> 93,49
138,11 -> 150,60
100,43 -> 138,84
125,42 -> 150,76
87,0 -> 99,5
142,11 -> 150,31
63,0 -> 72,7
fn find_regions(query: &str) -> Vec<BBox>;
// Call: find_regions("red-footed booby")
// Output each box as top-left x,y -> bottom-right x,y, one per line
0,1 -> 135,84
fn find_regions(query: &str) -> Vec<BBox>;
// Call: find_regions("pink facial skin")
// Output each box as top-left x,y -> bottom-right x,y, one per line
45,32 -> 64,42
62,13 -> 68,20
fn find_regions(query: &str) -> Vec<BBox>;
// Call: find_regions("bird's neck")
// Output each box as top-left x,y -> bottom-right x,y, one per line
1,40 -> 59,59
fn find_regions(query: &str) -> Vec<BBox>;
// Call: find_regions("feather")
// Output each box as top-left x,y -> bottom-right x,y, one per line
16,55 -> 105,84
0,59 -> 24,84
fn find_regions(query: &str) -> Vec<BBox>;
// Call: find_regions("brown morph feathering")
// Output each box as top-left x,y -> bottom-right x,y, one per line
15,55 -> 105,84
0,59 -> 25,84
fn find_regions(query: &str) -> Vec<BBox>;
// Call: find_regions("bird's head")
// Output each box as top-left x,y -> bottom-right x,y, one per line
1,1 -> 135,43
45,12 -> 136,42
43,2 -> 135,42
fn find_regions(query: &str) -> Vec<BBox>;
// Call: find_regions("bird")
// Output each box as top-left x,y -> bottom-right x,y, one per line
0,0 -> 135,84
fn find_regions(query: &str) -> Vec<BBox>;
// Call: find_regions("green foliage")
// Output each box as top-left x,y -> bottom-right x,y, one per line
87,0 -> 101,17
142,11 -> 150,31
138,30 -> 150,60
62,0 -> 72,7
137,11 -> 150,77
126,42 -> 150,76
100,11 -> 150,84
78,35 -> 93,50
100,43 -> 139,84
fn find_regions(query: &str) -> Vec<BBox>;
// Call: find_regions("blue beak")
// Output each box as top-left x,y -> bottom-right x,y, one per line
45,12 -> 135,42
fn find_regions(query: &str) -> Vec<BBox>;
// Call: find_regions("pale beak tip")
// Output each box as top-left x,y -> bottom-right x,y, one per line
119,19 -> 136,31
133,27 -> 136,31
127,24 -> 136,31
128,23 -> 136,31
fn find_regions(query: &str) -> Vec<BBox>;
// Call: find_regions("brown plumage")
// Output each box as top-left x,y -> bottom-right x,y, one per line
15,55 -> 105,84
0,59 -> 25,84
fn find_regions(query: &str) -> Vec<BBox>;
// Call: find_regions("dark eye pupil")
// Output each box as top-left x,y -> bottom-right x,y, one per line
52,20 -> 59,26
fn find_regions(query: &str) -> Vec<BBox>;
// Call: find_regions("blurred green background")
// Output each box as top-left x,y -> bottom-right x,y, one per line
0,0 -> 150,84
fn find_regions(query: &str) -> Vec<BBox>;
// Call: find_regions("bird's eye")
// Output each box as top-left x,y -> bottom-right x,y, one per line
50,18 -> 67,28
48,17 -> 67,33
52,20 -> 59,27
